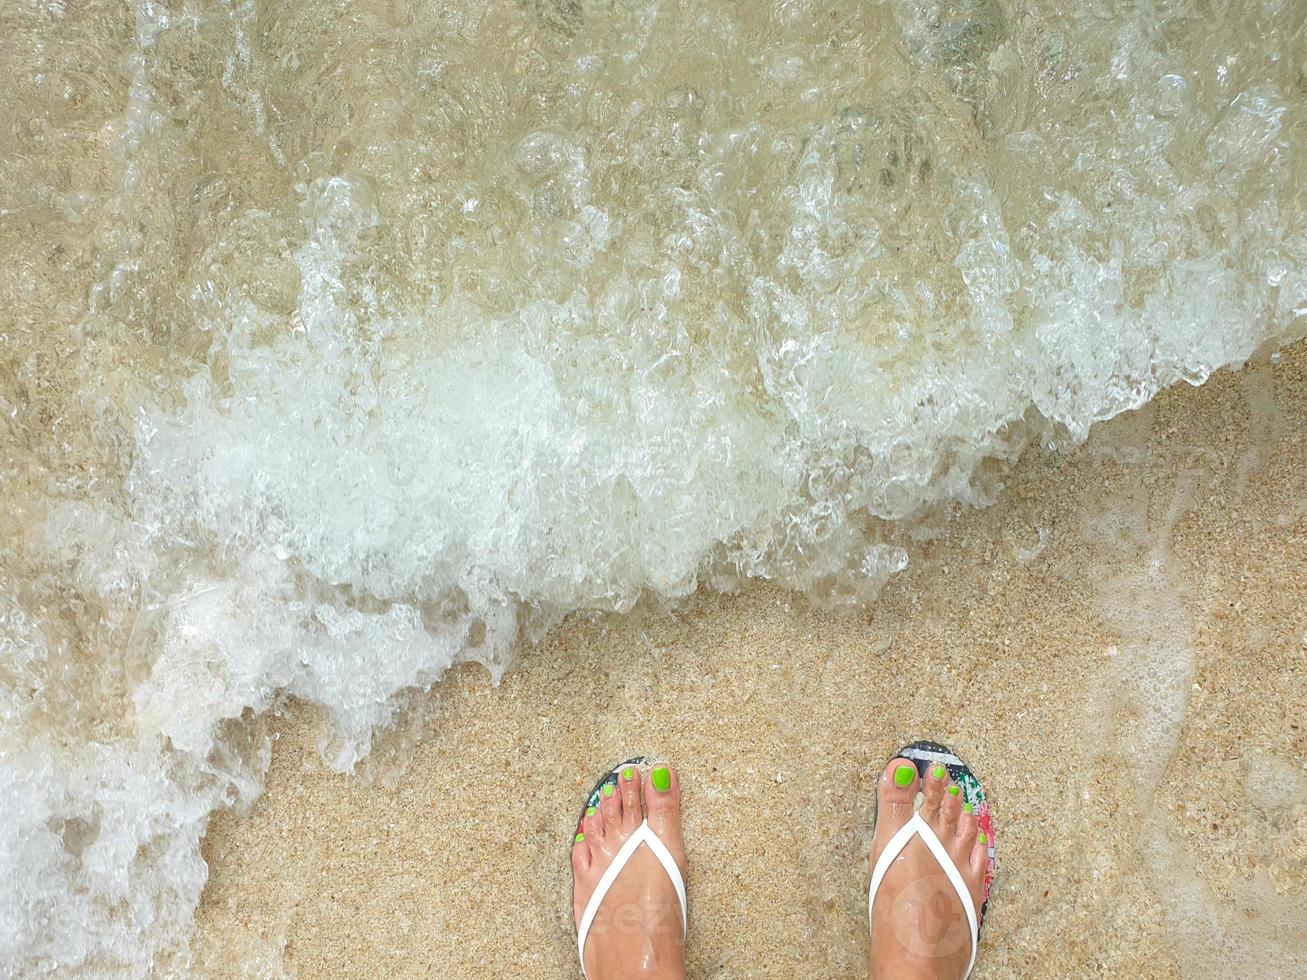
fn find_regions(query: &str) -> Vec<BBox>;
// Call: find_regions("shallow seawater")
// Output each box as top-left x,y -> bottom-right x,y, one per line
0,0 -> 1303,973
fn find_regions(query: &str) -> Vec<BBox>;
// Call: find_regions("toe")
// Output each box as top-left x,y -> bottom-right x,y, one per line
599,774 -> 622,828
940,780 -> 962,837
618,763 -> 642,830
873,757 -> 919,846
644,764 -> 684,864
957,800 -> 978,851
571,829 -> 591,875
920,761 -> 948,821
967,824 -> 991,912
582,802 -> 605,846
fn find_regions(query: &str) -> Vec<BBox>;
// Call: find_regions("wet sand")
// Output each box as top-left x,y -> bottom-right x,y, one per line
192,343 -> 1306,979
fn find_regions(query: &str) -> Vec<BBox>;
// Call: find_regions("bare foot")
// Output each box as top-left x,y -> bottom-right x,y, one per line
572,764 -> 687,980
868,757 -> 989,980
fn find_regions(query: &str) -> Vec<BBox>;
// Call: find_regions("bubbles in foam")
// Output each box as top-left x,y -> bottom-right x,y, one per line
0,733 -> 241,975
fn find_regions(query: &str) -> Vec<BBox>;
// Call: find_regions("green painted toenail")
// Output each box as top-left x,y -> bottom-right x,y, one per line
979,831 -> 987,845
586,806 -> 596,817
894,764 -> 915,787
602,783 -> 614,797
963,802 -> 973,813
651,766 -> 671,792
623,767 -> 634,781
932,765 -> 946,780
575,832 -> 584,843
948,785 -> 960,797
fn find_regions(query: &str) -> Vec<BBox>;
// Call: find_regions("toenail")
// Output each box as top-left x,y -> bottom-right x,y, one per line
979,831 -> 987,845
622,767 -> 634,781
948,785 -> 960,797
932,765 -> 946,780
893,764 -> 915,787
963,802 -> 973,813
602,784 -> 614,797
651,766 -> 671,792
575,832 -> 585,843
586,806 -> 597,816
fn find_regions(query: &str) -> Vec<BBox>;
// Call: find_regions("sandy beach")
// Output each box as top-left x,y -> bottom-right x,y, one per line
188,341 -> 1306,979
4,1 -> 1305,974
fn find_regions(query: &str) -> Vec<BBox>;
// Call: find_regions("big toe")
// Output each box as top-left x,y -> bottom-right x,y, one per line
644,764 -> 685,866
874,756 -> 920,847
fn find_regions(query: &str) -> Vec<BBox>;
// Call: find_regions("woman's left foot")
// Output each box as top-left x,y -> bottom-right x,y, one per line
572,764 -> 687,980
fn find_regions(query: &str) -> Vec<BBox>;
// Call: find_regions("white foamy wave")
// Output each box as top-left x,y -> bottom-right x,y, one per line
2,0 -> 1304,973
0,737 -> 229,974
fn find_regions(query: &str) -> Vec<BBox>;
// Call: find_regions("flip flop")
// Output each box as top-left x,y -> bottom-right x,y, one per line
868,739 -> 997,980
572,756 -> 687,980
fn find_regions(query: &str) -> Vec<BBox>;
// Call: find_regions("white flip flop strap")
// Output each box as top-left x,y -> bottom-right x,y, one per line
577,819 -> 687,979
868,812 -> 979,980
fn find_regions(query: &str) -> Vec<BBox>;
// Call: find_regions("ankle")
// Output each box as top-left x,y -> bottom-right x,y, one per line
870,946 -> 962,980
588,938 -> 684,980
593,961 -> 683,980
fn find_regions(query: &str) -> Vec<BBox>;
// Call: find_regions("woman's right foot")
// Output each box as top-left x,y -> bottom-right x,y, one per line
868,758 -> 989,980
